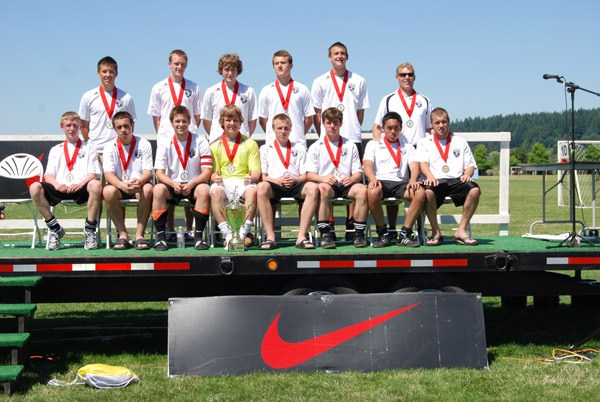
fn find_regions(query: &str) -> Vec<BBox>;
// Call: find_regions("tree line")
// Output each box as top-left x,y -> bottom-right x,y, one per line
450,108 -> 600,172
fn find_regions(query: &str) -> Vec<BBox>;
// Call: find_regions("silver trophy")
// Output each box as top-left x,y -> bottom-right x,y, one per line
219,188 -> 251,251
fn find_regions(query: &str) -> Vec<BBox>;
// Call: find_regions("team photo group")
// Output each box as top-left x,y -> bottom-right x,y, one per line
32,42 -> 481,252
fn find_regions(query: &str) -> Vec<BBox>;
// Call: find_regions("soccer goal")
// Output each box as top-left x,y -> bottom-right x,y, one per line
557,140 -> 600,210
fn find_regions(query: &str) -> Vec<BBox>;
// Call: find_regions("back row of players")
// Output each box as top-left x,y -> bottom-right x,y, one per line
31,42 -> 480,250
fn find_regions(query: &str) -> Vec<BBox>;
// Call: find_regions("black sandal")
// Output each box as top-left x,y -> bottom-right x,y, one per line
113,237 -> 133,250
260,239 -> 276,250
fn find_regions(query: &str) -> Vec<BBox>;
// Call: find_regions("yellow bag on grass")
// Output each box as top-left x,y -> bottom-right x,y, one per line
48,363 -> 141,389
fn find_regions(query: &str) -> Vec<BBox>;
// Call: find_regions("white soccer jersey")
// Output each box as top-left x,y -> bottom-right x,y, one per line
415,134 -> 477,179
78,87 -> 137,152
154,133 -> 212,183
202,80 -> 258,143
260,141 -> 307,179
363,138 -> 417,182
311,70 -> 369,143
305,136 -> 362,178
102,135 -> 153,181
147,77 -> 202,141
45,140 -> 101,185
373,91 -> 432,146
258,80 -> 315,147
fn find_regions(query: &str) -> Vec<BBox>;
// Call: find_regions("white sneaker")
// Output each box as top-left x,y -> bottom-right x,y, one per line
84,230 -> 98,250
47,228 -> 65,250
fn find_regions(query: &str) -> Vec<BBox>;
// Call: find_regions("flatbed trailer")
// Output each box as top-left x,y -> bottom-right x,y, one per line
1,236 -> 599,303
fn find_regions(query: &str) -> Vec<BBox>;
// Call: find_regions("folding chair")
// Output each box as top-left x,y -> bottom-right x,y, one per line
256,197 -> 315,245
0,153 -> 44,248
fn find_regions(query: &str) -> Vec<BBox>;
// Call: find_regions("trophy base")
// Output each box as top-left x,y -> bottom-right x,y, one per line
227,238 -> 246,252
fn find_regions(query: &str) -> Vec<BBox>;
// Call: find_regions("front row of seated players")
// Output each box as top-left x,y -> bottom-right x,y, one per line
31,105 -> 479,251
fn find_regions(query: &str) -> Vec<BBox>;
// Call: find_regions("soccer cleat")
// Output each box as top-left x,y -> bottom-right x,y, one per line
320,232 -> 336,249
353,233 -> 368,248
194,240 -> 209,250
154,239 -> 169,251
84,230 -> 99,250
398,232 -> 420,247
47,228 -> 65,250
371,233 -> 391,248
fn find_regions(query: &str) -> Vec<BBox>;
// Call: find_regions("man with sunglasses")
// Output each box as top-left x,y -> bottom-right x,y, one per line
371,62 -> 432,240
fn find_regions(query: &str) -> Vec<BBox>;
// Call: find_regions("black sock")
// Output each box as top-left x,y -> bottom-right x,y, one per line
84,219 -> 97,232
45,216 -> 62,232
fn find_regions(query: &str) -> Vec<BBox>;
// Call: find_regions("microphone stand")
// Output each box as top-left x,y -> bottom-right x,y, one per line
548,79 -> 600,248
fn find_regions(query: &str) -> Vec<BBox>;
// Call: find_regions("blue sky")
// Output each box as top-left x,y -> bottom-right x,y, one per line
1,0 -> 598,135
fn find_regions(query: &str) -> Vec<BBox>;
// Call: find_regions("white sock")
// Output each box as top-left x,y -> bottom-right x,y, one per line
239,219 -> 254,238
218,221 -> 232,237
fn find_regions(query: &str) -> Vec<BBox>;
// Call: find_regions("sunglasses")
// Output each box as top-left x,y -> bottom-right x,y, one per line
397,73 -> 415,78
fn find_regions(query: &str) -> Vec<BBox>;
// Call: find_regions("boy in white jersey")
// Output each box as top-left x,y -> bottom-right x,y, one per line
311,42 -> 370,240
416,107 -> 480,246
29,112 -> 102,250
257,114 -> 319,250
148,49 -> 202,240
202,53 -> 258,143
258,50 -> 315,147
210,105 -> 261,248
152,106 -> 213,251
364,112 -> 424,248
102,111 -> 154,250
79,56 -> 136,154
306,107 -> 368,249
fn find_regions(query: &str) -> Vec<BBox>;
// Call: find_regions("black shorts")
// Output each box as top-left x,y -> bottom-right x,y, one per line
268,182 -> 307,204
379,180 -> 409,199
327,182 -> 359,199
39,182 -> 91,206
165,184 -> 198,205
423,178 -> 480,208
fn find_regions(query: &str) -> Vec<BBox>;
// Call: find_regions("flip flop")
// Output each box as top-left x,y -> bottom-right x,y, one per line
135,239 -> 150,250
260,239 -> 276,250
113,237 -> 133,250
454,236 -> 478,246
295,239 -> 315,249
426,235 -> 444,246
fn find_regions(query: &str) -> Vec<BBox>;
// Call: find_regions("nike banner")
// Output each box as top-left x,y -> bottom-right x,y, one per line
168,293 -> 488,376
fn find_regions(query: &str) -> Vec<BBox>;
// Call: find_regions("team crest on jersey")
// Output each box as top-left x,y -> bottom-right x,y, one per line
116,100 -> 124,108
240,94 -> 248,104
453,148 -> 461,157
348,83 -> 355,91
79,150 -> 86,158
416,101 -> 423,108
341,148 -> 347,156
292,87 -> 299,94
189,148 -> 196,158
135,150 -> 142,159
292,150 -> 298,157
185,89 -> 192,98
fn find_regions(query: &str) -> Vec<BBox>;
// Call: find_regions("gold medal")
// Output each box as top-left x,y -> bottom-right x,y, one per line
107,121 -> 113,129
180,172 -> 189,181
442,165 -> 450,173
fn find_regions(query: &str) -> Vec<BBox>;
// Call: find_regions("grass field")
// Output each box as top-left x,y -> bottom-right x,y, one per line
2,175 -> 600,400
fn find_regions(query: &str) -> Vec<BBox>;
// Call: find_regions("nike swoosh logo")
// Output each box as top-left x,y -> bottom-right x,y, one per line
261,302 -> 420,369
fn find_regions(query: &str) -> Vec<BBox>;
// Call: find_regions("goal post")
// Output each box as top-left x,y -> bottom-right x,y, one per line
557,140 -> 600,209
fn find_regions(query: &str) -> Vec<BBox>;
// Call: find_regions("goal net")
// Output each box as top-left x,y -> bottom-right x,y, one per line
557,140 -> 600,208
